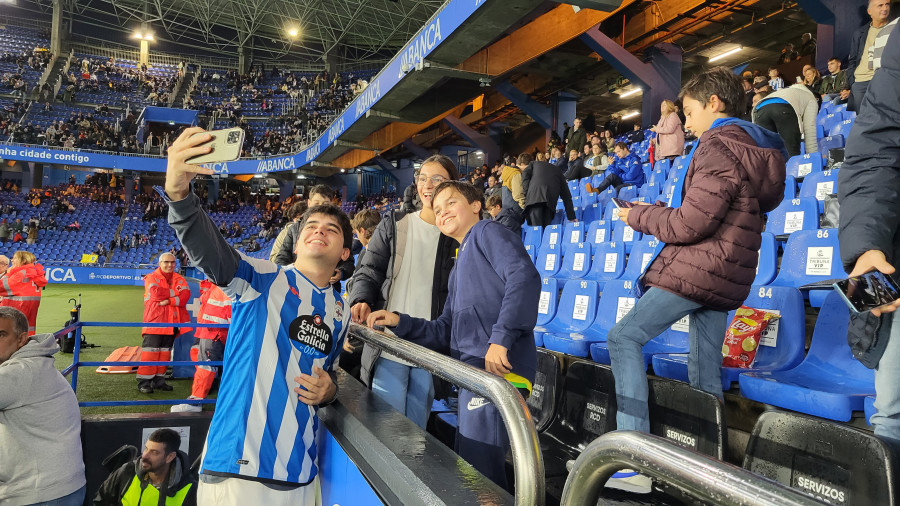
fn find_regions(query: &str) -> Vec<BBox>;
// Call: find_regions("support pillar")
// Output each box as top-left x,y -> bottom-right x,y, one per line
796,0 -> 867,71
552,91 -> 578,139
124,173 -> 135,203
402,139 -> 432,160
207,178 -> 220,205
50,0 -> 68,57
238,46 -> 252,75
442,116 -> 501,168
579,26 -> 682,128
494,81 -> 553,130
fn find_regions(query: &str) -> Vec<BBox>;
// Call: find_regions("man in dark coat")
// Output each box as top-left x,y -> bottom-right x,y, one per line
837,20 -> 900,445
519,153 -> 576,227
564,149 -> 591,181
844,0 -> 894,111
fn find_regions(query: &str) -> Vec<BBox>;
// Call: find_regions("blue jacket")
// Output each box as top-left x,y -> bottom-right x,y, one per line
606,152 -> 645,187
393,220 -> 539,383
494,207 -> 524,236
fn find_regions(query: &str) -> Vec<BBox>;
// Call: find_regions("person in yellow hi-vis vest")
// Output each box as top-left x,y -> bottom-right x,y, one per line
93,428 -> 196,505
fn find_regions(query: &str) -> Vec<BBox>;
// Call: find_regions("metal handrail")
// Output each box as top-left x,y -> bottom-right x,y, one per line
561,431 -> 825,506
348,323 -> 544,506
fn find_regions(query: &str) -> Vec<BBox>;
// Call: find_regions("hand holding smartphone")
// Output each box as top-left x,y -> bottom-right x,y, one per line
185,127 -> 245,164
833,271 -> 900,313
611,198 -> 634,209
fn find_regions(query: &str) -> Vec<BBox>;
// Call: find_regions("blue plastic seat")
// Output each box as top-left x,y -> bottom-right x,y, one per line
770,228 -> 843,307
533,277 -> 561,347
581,201 -> 602,223
653,158 -> 671,175
818,112 -> 842,132
818,135 -> 846,157
523,226 -> 542,248
582,240 -> 625,289
637,181 -> 660,203
739,291 -> 873,422
754,232 -> 778,286
523,244 -> 537,263
653,285 -> 806,391
616,185 -> 637,202
619,237 -> 659,281
590,299 -> 690,367
576,278 -> 641,344
798,168 -> 839,214
611,220 -> 642,254
783,175 -> 797,200
765,197 -> 819,237
541,279 -> 601,357
648,169 -> 667,188
602,201 -> 620,222
536,243 -> 563,277
540,224 -> 562,249
595,185 -> 616,210
829,118 -> 855,139
785,153 -> 823,179
865,395 -> 876,426
556,242 -> 591,280
562,220 -> 586,247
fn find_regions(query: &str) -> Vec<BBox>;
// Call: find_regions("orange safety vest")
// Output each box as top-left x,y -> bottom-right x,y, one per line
142,268 -> 190,335
0,262 -> 47,335
195,280 -> 231,342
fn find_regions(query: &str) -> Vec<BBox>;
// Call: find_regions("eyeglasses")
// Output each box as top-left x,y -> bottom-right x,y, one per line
416,174 -> 448,186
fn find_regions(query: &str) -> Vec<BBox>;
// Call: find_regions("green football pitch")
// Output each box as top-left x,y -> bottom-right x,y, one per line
40,284 -> 213,415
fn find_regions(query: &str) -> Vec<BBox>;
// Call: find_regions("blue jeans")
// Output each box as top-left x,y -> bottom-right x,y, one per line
872,311 -> 900,443
372,357 -> 435,429
608,287 -> 726,433
28,485 -> 86,506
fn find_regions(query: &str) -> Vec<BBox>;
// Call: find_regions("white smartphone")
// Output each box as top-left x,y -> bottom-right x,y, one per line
186,127 -> 245,164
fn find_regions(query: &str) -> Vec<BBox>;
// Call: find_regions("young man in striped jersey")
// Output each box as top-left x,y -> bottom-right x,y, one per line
164,127 -> 352,505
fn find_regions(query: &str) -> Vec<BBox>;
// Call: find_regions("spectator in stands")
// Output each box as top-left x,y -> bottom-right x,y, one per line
768,67 -> 785,91
0,220 -> 8,243
565,117 -> 588,154
838,19 -> 900,446
0,307 -> 86,506
0,251 -> 47,335
565,148 -> 591,181
520,152 -> 576,227
350,154 -> 460,430
799,32 -> 817,59
803,67 -> 823,99
846,0 -> 895,111
821,57 -> 849,102
500,156 -> 526,214
752,82 -> 818,158
367,181 -> 538,491
776,42 -> 798,64
484,175 -> 502,198
486,193 -> 524,235
607,67 -> 786,492
25,224 -> 37,245
92,428 -> 196,506
138,252 -> 190,394
586,142 -> 645,195
651,99 -> 686,161
582,144 -> 607,174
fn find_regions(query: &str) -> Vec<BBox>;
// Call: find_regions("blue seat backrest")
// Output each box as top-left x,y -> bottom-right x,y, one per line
786,153 -> 823,179
672,155 -> 690,173
772,229 -> 843,288
612,219 -> 643,253
584,240 -> 626,284
536,277 -> 560,327
818,135 -> 846,157
591,278 -> 641,341
815,124 -> 826,140
620,237 -> 659,281
638,181 -> 660,203
617,185 -> 638,202
653,158 -> 671,174
765,197 -> 819,236
523,226 -> 542,248
562,220 -> 586,246
582,202 -> 602,223
642,163 -> 652,180
805,291 -> 868,378
833,102 -> 848,114
727,285 -> 805,372
536,243 -> 563,277
798,168 -> 839,214
648,169 -> 667,188
551,209 -> 566,225
754,232 -> 778,285
523,243 -> 537,263
818,112 -> 840,129
829,118 -> 855,138
597,185 -> 616,209
603,200 -> 620,223
557,242 -> 592,279
540,224 -> 562,249
586,219 -> 612,245
590,173 -> 603,187
554,279 -> 601,330
784,175 -> 798,200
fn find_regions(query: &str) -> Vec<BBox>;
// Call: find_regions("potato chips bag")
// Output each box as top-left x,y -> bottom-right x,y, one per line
721,307 -> 781,368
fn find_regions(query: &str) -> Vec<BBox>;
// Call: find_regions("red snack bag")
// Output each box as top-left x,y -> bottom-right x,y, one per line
721,307 -> 781,368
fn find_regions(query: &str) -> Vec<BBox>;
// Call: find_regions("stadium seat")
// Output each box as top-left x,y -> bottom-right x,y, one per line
754,232 -> 778,285
534,276 -> 561,342
765,197 -> 819,238
770,229 -> 843,307
590,315 -> 689,369
648,168 -> 667,188
652,285 -> 805,391
582,240 -> 625,290
581,203 -> 603,224
785,153 -> 823,179
536,243 -> 563,277
637,181 -> 661,203
602,200 -> 619,223
526,349 -> 563,432
585,219 -> 611,246
818,135 -> 846,158
540,224 -> 562,249
562,220 -> 586,247
648,378 -> 726,459
744,411 -> 897,505
541,280 -> 600,357
555,242 -> 591,280
523,225 -> 542,249
611,220 -> 642,254
574,278 -> 643,344
739,291 -> 874,422
829,118 -> 855,139
865,395 -> 876,426
798,168 -> 839,214
619,237 -> 659,281
616,185 -> 637,202
595,185 -> 616,209
523,244 -> 537,263
784,175 -> 798,200
653,158 -> 671,175
818,112 -> 842,133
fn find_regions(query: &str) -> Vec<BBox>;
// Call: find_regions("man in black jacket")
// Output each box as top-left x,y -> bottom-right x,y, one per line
519,153 -> 576,227
93,428 -> 196,505
564,149 -> 591,181
838,20 -> 900,445
844,0 -> 894,111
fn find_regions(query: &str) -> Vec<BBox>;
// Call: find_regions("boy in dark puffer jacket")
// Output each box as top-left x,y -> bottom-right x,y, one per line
605,67 -> 787,493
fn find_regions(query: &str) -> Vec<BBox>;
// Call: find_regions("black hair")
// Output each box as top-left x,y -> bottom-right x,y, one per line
286,202 -> 306,221
679,66 -> 746,118
298,204 -> 353,249
614,141 -> 628,151
419,154 -> 459,181
0,306 -> 27,336
149,428 -> 181,456
516,153 -> 533,166
308,184 -> 333,200
433,181 -> 484,212
486,194 -> 503,208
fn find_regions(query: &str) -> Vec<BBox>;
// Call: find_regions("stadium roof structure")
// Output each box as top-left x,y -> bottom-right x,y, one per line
22,0 -> 447,64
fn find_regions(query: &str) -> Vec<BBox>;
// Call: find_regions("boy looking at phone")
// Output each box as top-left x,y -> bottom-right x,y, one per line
606,67 -> 787,492
366,181 -> 539,491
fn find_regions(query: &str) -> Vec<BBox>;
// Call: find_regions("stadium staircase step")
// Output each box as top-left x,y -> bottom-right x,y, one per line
171,67 -> 197,107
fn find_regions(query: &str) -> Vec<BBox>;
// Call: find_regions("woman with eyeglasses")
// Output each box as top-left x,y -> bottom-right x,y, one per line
349,154 -> 460,428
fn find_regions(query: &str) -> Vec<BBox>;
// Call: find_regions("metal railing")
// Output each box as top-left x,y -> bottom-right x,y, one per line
561,431 -> 825,506
348,323 -> 544,506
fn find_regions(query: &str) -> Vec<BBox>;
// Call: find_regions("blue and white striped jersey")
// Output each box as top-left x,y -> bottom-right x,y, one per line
200,252 -> 348,486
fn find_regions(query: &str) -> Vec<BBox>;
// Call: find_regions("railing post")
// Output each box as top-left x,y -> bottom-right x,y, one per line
70,325 -> 82,392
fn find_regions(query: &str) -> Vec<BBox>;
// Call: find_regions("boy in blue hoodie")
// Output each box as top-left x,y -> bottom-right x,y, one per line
606,67 -> 787,493
367,181 -> 539,490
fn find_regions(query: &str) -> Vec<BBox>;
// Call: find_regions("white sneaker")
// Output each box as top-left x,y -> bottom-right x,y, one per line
171,403 -> 202,413
604,469 -> 652,494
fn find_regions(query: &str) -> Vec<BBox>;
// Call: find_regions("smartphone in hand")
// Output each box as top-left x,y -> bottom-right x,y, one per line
186,127 -> 245,164
833,271 -> 900,313
611,198 -> 634,209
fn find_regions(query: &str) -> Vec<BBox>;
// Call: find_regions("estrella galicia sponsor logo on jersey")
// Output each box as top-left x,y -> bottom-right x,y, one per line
289,314 -> 333,357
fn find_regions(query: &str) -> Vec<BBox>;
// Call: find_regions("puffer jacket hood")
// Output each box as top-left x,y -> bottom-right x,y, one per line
134,449 -> 193,493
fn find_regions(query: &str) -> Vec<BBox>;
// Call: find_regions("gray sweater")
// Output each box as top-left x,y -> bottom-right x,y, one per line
0,333 -> 85,505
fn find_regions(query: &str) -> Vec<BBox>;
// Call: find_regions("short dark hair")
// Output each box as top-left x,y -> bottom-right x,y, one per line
828,57 -> 841,63
0,307 -> 27,336
614,141 -> 628,151
516,153 -> 533,166
308,184 -> 333,200
148,428 -> 181,456
286,202 -> 306,221
433,181 -> 484,211
420,154 -> 459,181
351,209 -> 381,240
679,66 -> 746,118
298,204 -> 353,249
486,194 -> 502,208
